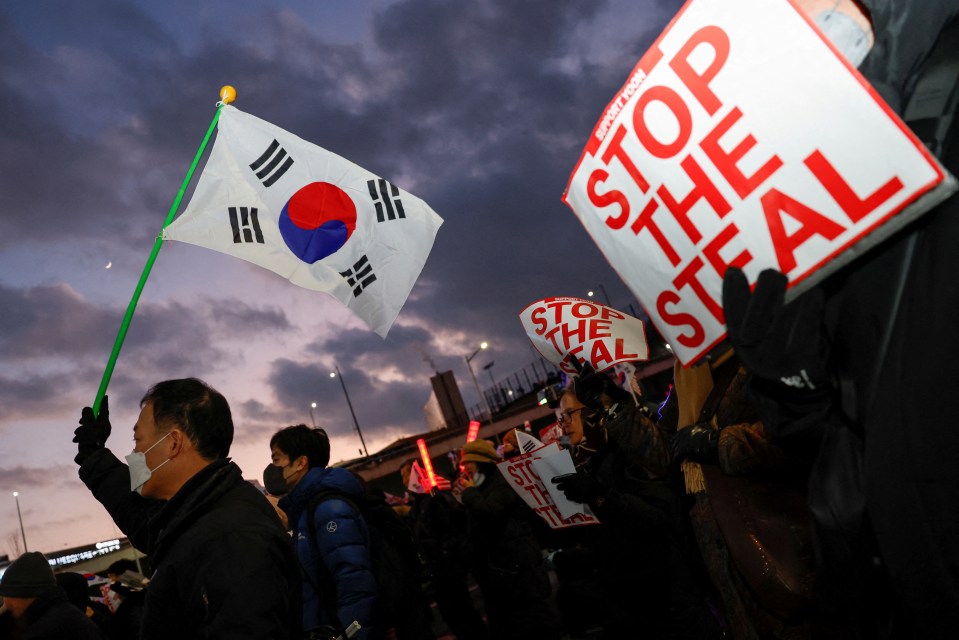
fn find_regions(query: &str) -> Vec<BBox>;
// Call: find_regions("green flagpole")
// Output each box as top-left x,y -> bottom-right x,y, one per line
92,86 -> 237,416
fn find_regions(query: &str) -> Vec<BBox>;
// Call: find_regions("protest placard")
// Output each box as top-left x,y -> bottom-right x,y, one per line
520,297 -> 649,375
497,444 -> 600,529
539,422 -> 564,446
529,446 -> 594,520
563,0 -> 956,365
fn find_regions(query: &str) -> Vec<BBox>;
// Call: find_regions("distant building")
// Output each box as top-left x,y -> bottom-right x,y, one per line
0,537 -> 147,580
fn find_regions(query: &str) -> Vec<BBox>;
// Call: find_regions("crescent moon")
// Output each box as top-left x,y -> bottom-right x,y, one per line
105,262 -> 112,269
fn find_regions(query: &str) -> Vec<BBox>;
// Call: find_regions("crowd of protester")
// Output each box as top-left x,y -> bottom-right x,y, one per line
1,1 -> 957,638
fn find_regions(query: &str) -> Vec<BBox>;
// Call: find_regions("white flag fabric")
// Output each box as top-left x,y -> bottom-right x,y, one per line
163,105 -> 443,337
515,430 -> 544,455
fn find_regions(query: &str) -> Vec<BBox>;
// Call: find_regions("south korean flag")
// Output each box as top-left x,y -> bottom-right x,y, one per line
163,105 -> 444,337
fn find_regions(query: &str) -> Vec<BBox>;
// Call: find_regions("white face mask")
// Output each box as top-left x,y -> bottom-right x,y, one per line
471,471 -> 487,487
126,432 -> 172,495
814,9 -> 873,67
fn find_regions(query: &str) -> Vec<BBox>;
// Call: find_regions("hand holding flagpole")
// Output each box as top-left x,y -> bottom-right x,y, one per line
91,86 -> 236,416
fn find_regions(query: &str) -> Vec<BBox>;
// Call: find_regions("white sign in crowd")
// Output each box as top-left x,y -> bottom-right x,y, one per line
520,297 -> 650,375
563,0 -> 952,365
497,438 -> 600,530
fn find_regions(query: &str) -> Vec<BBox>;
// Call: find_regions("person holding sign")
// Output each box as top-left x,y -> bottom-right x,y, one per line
551,367 -> 721,638
662,346 -> 818,638
456,440 -> 562,640
720,1 -> 959,637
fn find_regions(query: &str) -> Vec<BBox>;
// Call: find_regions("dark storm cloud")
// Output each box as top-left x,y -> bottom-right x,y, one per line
0,282 -> 120,358
266,353 -> 429,443
209,302 -> 291,333
0,279 -> 294,422
0,280 -> 285,361
0,372 -> 77,424
323,0 -> 672,368
0,465 -> 77,493
1,0 -> 679,438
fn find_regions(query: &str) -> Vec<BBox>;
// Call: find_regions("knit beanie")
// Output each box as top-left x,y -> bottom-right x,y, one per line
461,439 -> 500,464
0,551 -> 56,597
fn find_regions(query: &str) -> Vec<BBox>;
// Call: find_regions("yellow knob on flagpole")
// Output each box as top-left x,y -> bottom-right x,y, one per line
219,85 -> 237,104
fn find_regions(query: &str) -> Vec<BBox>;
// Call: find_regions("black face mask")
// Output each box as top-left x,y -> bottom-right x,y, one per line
262,463 -> 290,496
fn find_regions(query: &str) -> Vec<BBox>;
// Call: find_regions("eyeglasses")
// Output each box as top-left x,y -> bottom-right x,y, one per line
558,407 -> 585,425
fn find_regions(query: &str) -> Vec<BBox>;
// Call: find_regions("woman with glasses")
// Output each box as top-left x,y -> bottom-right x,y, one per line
552,366 -> 722,639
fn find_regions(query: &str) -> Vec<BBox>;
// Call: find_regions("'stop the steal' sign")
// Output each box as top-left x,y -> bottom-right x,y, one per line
562,0 -> 954,365
520,297 -> 650,376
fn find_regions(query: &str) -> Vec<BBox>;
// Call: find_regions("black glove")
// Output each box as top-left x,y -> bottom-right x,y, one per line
569,361 -> 624,415
722,268 -> 829,398
671,424 -> 719,464
551,472 -> 603,505
73,396 -> 111,465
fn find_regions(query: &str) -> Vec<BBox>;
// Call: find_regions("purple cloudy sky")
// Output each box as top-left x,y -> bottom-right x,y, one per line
0,0 -> 680,554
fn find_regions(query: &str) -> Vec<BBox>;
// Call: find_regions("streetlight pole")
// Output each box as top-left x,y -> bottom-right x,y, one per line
12,491 -> 27,553
465,342 -> 493,423
483,361 -> 498,411
309,402 -> 317,428
331,365 -> 368,457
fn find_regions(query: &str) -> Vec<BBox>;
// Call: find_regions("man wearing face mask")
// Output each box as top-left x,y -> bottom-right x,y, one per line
72,378 -> 301,639
263,425 -> 377,640
456,439 -> 562,640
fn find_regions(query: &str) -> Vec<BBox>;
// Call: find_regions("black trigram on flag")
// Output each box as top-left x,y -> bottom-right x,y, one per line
367,179 -> 406,222
340,255 -> 377,296
229,207 -> 264,244
521,438 -> 537,454
250,139 -> 294,187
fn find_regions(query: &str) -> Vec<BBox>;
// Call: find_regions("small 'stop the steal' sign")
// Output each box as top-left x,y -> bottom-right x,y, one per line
562,0 -> 955,366
520,297 -> 650,376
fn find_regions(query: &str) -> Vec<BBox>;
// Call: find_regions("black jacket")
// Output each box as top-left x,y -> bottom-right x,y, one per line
746,2 -> 959,636
14,587 -> 103,640
407,490 -> 470,575
580,406 -> 718,638
79,449 -> 300,639
460,471 -> 560,640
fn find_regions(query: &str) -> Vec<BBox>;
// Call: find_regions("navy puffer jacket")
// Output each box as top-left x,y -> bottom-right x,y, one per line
279,467 -> 377,639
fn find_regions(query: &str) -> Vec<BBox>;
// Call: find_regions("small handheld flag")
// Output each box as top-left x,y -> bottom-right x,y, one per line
411,451 -> 451,492
163,105 -> 444,337
516,430 -> 544,454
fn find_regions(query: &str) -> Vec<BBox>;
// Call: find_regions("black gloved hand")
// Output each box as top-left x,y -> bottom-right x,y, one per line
671,424 -> 720,464
552,472 -> 603,505
722,268 -> 830,398
73,396 -> 111,465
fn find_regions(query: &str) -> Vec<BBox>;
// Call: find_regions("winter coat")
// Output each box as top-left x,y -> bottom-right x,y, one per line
278,467 -> 377,640
12,587 -> 103,640
663,356 -> 799,477
746,2 -> 959,636
407,490 -> 471,576
79,449 -> 300,639
108,590 -> 145,640
460,470 -> 561,640
667,354 -> 813,639
581,405 -> 720,639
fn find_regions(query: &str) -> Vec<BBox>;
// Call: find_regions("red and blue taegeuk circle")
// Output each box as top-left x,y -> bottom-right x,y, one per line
279,182 -> 357,263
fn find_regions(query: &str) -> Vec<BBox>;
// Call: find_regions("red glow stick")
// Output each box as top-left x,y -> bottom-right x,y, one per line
466,420 -> 481,444
416,438 -> 438,489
